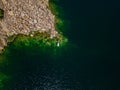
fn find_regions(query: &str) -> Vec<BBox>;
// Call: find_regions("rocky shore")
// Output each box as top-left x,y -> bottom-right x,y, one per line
0,0 -> 59,52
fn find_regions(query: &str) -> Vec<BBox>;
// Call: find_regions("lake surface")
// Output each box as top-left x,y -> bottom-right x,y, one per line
1,0 -> 120,89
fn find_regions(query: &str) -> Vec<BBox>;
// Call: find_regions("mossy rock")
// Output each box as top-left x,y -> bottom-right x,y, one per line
0,9 -> 4,19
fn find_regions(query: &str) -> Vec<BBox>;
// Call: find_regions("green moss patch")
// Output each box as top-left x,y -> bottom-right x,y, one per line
0,9 -> 4,19
49,0 -> 67,33
6,32 -> 68,57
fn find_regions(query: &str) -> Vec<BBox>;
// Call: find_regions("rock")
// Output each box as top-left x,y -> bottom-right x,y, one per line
0,0 -> 59,53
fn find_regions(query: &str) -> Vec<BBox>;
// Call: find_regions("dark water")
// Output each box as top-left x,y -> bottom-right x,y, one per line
57,0 -> 120,89
2,0 -> 120,90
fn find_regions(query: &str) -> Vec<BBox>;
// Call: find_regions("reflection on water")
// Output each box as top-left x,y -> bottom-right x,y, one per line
10,60 -> 80,90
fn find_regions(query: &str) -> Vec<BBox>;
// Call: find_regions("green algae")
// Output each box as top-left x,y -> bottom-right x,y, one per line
0,73 -> 9,90
49,0 -> 68,33
6,32 -> 68,57
0,9 -> 4,19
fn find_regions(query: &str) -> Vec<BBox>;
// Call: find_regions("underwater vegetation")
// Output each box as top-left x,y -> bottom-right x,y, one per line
0,9 -> 4,19
6,31 -> 68,57
0,72 -> 10,90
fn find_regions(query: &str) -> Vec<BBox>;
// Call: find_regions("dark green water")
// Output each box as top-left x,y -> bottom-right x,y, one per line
57,0 -> 120,89
1,0 -> 120,89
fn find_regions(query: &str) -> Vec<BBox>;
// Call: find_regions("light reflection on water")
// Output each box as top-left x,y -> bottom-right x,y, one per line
10,61 -> 81,90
